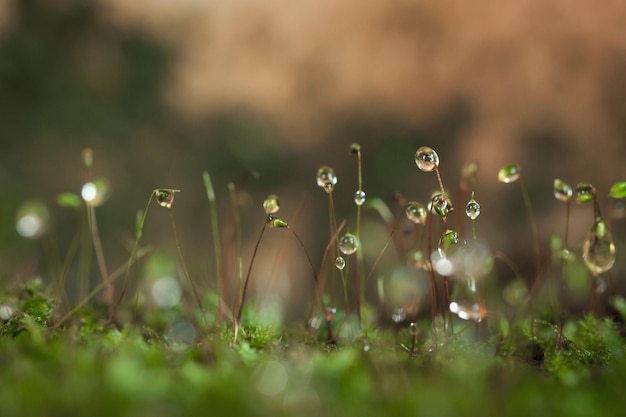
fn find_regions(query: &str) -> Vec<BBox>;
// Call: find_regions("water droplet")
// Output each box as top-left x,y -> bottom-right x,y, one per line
316,166 -> 337,193
0,305 -> 13,320
462,240 -> 493,279
465,194 -> 481,220
263,194 -> 280,214
497,164 -> 520,184
575,183 -> 596,204
415,146 -> 439,172
449,301 -> 486,322
324,306 -> 337,321
155,189 -> 179,208
582,217 -> 616,276
553,179 -> 573,202
431,250 -> 454,276
405,201 -> 427,224
349,143 -> 361,154
438,230 -> 460,254
81,178 -> 111,207
335,256 -> 346,270
409,322 -> 417,336
392,307 -> 406,323
338,232 -> 359,255
354,190 -> 366,206
266,215 -> 288,228
429,193 -> 454,218
16,201 -> 49,239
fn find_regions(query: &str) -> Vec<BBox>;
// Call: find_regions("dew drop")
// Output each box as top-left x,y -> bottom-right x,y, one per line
155,189 -> 178,208
438,230 -> 460,254
409,322 -> 417,336
335,256 -> 346,270
429,193 -> 454,218
582,217 -> 616,276
497,164 -> 520,184
415,146 -> 439,172
575,183 -> 596,204
449,301 -> 486,322
15,201 -> 49,239
338,232 -> 359,255
0,305 -> 13,320
263,194 -> 280,214
405,201 -> 427,224
392,307 -> 406,323
553,179 -> 573,202
81,178 -> 111,207
354,190 -> 366,206
465,194 -> 481,220
316,166 -> 337,193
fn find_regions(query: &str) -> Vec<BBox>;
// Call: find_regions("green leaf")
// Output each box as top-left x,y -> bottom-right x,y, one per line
608,181 -> 626,199
57,192 -> 82,208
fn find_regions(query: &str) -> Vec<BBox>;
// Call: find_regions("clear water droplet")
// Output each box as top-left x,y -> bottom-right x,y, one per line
575,183 -> 596,204
262,194 -> 280,214
465,194 -> 481,220
449,277 -> 486,322
405,201 -> 427,224
81,178 -> 111,207
415,146 -> 439,172
497,164 -> 520,184
438,230 -> 460,254
392,307 -> 406,323
553,179 -> 573,202
338,232 -> 359,255
335,256 -> 346,270
429,193 -> 454,218
0,305 -> 13,320
155,189 -> 178,208
316,166 -> 337,193
354,190 -> 366,206
409,322 -> 417,336
582,217 -> 616,276
16,201 -> 49,239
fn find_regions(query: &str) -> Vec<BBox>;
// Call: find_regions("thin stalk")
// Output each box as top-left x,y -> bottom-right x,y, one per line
169,209 -> 204,319
232,222 -> 267,347
427,201 -> 439,341
203,172 -> 224,323
558,199 -> 570,349
228,182 -> 243,323
287,226 -> 318,283
328,189 -> 339,307
354,147 -> 366,326
86,204 -> 113,317
519,175 -> 541,336
113,191 -> 154,318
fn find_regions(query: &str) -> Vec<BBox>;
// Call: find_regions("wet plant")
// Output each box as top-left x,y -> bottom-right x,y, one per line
553,178 -> 573,348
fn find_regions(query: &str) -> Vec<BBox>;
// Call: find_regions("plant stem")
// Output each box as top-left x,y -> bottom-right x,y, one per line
519,175 -> 541,336
228,182 -> 243,324
203,172 -> 224,323
86,204 -> 113,318
558,199 -> 570,349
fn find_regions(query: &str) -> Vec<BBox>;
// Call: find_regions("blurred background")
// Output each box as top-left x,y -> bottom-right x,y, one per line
1,0 -> 625,320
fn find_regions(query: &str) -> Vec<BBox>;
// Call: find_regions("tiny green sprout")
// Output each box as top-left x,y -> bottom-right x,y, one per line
415,146 -> 440,172
262,194 -> 280,214
155,189 -> 180,209
338,232 -> 360,255
575,183 -> 596,204
609,181 -> 626,199
57,192 -> 82,209
316,166 -> 337,193
430,193 -> 454,218
266,215 -> 288,228
497,164 -> 520,184
405,201 -> 427,224
553,179 -> 573,202
349,143 -> 361,154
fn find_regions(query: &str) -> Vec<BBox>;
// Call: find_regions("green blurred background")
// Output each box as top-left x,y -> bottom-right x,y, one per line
1,0 -> 625,317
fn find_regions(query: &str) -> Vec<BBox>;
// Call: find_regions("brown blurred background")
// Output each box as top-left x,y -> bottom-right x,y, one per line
1,0 -> 625,317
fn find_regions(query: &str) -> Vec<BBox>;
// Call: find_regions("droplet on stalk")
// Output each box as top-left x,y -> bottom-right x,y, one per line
266,215 -> 288,228
497,164 -> 520,184
429,193 -> 454,218
263,194 -> 280,214
335,256 -> 346,270
575,183 -> 596,204
354,190 -> 366,206
415,146 -> 439,172
553,179 -> 573,202
405,201 -> 427,224
155,189 -> 179,209
582,217 -> 616,276
338,232 -> 359,255
316,166 -> 337,193
81,178 -> 111,207
465,193 -> 481,220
